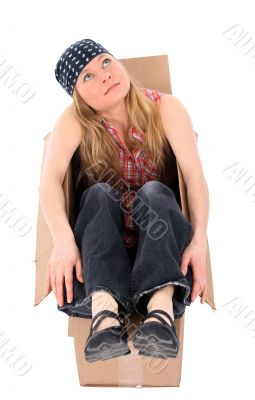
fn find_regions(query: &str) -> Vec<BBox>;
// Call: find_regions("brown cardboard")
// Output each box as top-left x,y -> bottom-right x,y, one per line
34,54 -> 216,387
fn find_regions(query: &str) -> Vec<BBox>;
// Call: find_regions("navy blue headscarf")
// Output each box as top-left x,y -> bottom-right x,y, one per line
55,39 -> 114,96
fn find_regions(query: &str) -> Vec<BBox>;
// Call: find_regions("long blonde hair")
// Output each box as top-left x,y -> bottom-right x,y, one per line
72,73 -> 177,193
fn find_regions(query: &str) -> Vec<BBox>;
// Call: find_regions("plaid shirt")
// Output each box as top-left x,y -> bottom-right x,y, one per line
101,87 -> 165,248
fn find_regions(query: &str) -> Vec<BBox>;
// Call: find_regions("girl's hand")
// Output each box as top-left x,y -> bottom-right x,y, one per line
180,236 -> 207,304
44,235 -> 84,307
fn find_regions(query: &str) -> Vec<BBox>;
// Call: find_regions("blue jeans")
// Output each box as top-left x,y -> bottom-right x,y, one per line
57,181 -> 193,320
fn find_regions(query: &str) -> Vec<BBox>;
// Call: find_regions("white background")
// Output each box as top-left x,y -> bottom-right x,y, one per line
0,0 -> 255,398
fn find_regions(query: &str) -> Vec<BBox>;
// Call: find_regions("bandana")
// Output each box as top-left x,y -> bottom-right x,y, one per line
55,38 -> 114,96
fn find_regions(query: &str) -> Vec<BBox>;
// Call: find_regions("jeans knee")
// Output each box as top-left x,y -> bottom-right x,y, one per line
137,180 -> 162,196
136,181 -> 175,201
89,182 -> 111,194
86,182 -> 116,202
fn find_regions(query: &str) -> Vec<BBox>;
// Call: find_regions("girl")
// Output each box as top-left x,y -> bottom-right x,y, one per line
41,39 -> 208,362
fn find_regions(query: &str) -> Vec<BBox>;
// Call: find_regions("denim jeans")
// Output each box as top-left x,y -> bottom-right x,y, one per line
57,180 -> 193,320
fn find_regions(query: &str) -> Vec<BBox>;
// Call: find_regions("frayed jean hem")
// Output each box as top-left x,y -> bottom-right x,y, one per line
132,276 -> 192,320
57,285 -> 133,318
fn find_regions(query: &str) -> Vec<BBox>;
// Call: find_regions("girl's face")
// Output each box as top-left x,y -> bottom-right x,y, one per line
74,53 -> 130,112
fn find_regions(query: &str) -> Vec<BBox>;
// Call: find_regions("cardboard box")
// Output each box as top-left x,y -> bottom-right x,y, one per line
34,54 -> 216,387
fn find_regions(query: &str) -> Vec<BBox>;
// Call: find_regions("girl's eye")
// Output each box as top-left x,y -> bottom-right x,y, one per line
84,58 -> 111,81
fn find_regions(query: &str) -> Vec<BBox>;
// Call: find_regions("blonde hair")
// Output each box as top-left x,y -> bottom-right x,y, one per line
72,73 -> 177,193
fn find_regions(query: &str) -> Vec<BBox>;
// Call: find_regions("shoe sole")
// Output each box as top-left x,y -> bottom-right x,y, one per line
133,323 -> 180,358
85,342 -> 131,362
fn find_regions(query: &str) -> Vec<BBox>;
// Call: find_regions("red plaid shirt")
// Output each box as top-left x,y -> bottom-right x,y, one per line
101,87 -> 165,248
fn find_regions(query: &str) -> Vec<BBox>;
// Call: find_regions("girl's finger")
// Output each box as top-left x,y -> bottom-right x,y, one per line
200,285 -> 207,304
65,272 -> 73,303
45,265 -> 51,294
56,275 -> 64,307
50,271 -> 57,299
